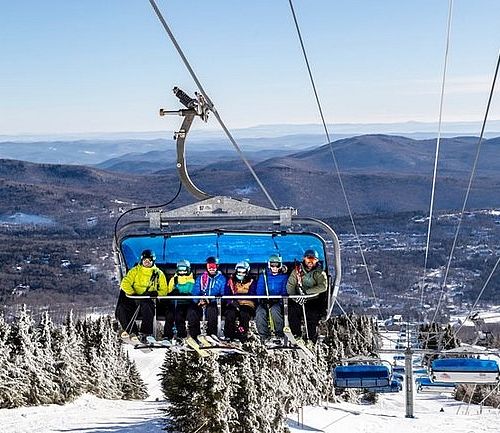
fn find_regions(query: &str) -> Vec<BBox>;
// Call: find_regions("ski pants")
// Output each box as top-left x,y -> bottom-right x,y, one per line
163,302 -> 199,339
115,290 -> 155,336
288,299 -> 322,342
224,303 -> 255,341
188,303 -> 219,338
255,302 -> 284,339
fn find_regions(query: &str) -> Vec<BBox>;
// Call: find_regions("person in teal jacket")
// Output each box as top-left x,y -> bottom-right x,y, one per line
163,259 -> 195,340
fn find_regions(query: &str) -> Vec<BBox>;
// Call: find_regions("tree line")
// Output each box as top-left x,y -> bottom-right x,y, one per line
0,306 -> 146,408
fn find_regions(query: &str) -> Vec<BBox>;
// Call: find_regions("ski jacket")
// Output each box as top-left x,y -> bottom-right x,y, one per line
120,264 -> 168,296
167,274 -> 195,304
287,263 -> 327,296
227,276 -> 256,309
192,271 -> 226,303
256,270 -> 288,298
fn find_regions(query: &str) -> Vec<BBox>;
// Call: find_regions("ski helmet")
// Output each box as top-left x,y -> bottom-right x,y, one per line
176,259 -> 191,275
268,254 -> 282,269
303,249 -> 319,259
140,249 -> 156,263
235,261 -> 250,281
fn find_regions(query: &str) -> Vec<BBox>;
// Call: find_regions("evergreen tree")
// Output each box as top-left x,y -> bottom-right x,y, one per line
0,314 -> 19,408
121,351 -> 148,400
51,311 -> 85,402
8,305 -> 57,406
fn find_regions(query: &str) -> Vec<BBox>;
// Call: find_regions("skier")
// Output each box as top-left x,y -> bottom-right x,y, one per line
255,255 -> 288,342
163,259 -> 195,341
190,256 -> 227,338
287,249 -> 327,342
116,249 -> 168,342
224,260 -> 256,341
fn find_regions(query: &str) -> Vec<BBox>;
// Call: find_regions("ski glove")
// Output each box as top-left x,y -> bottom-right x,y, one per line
148,290 -> 158,298
294,296 -> 306,306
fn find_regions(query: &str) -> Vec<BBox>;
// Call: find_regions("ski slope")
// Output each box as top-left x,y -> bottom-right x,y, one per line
1,336 -> 499,432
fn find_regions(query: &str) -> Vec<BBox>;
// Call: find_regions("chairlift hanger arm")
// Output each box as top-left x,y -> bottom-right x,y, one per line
160,87 -> 211,201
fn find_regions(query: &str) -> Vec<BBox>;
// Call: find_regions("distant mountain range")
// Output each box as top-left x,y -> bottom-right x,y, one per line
0,134 -> 499,219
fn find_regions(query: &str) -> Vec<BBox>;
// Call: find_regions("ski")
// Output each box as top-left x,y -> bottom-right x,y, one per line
283,326 -> 315,359
203,335 -> 247,355
197,335 -> 214,348
185,336 -> 210,357
120,331 -> 141,347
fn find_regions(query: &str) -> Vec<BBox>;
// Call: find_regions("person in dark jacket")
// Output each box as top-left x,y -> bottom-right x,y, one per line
224,260 -> 256,341
115,249 -> 168,341
188,256 -> 226,338
287,249 -> 327,342
255,255 -> 288,341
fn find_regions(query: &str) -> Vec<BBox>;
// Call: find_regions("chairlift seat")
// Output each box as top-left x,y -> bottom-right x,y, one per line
368,379 -> 402,393
431,358 -> 499,384
417,377 -> 455,393
333,364 -> 391,389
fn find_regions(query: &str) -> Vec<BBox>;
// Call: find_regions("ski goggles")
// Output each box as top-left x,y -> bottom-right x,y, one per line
177,265 -> 189,274
207,263 -> 218,271
269,262 -> 281,268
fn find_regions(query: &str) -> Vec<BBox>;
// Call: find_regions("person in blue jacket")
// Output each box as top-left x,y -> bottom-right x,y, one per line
255,255 -> 288,341
188,256 -> 226,338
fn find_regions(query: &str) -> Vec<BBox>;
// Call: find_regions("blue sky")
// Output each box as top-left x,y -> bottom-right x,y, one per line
1,1 -> 499,136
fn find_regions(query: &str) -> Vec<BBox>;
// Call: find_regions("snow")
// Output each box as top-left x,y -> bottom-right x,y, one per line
1,336 -> 500,432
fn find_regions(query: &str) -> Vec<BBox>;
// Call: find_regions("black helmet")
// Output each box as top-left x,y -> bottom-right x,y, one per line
206,256 -> 219,265
140,249 -> 156,263
303,249 -> 319,259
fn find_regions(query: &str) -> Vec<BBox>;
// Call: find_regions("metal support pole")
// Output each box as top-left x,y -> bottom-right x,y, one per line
283,298 -> 290,345
216,298 -> 222,337
405,346 -> 415,418
153,298 -> 157,338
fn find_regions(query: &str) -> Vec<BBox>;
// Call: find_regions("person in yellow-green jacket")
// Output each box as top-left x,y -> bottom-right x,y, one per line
115,249 -> 168,342
162,259 -> 195,341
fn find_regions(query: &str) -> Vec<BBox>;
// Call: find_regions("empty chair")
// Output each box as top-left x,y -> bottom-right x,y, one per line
333,364 -> 391,389
369,379 -> 402,393
416,377 -> 455,393
430,358 -> 499,384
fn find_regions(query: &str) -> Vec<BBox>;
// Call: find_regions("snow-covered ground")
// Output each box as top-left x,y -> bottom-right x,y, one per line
2,334 -> 499,433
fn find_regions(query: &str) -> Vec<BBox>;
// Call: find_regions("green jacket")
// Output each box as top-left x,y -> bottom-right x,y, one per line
120,264 -> 168,296
287,263 -> 327,296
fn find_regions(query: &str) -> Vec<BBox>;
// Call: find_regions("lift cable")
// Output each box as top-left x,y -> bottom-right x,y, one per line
148,0 -> 278,210
430,51 -> 500,326
419,0 -> 454,310
287,0 -> 383,321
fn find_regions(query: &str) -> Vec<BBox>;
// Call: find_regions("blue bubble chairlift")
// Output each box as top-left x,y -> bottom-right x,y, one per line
333,359 -> 395,391
430,357 -> 499,384
416,377 -> 455,394
113,197 -> 342,339
113,88 -> 342,341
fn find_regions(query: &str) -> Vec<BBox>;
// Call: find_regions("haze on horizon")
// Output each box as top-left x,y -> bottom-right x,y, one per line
1,1 -> 499,136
